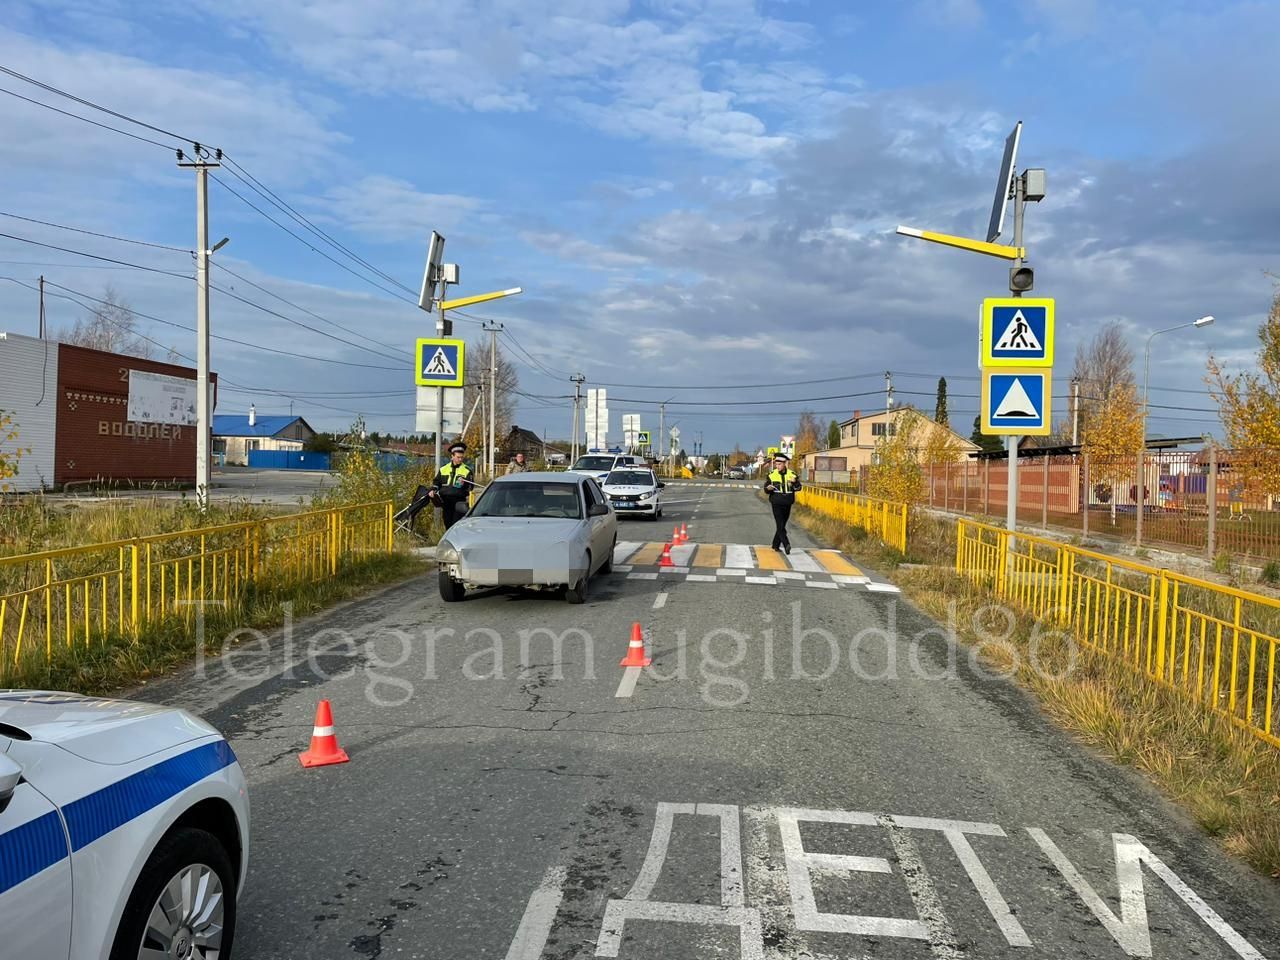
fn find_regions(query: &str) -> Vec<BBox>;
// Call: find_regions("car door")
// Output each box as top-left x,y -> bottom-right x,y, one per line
0,749 -> 73,959
582,479 -> 612,571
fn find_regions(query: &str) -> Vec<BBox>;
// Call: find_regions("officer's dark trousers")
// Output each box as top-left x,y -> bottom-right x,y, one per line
440,497 -> 466,530
770,499 -> 792,549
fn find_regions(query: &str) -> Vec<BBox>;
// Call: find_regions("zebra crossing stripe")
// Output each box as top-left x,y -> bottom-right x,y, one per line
725,545 -> 754,568
785,550 -> 824,573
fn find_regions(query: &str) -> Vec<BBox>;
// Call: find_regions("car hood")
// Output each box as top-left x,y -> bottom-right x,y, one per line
602,485 -> 656,494
0,691 -> 218,765
443,517 -> 584,547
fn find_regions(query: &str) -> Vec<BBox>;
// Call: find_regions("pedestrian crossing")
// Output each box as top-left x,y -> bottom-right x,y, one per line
609,542 -> 901,593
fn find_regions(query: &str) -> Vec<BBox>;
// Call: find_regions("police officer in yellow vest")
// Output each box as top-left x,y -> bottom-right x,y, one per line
763,452 -> 801,554
430,441 -> 473,530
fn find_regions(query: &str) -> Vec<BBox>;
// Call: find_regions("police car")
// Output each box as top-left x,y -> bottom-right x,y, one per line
0,691 -> 249,959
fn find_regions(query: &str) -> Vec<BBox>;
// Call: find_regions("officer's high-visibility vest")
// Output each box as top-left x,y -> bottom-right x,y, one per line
768,469 -> 798,494
439,462 -> 471,491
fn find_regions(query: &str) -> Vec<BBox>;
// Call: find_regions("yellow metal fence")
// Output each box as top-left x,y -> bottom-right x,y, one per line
956,517 -> 1280,749
796,487 -> 909,553
0,501 -> 393,680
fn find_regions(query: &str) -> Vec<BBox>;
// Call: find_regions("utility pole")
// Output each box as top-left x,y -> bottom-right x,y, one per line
1006,171 -> 1027,537
885,370 -> 894,411
1071,376 -> 1081,446
658,403 -> 665,477
570,374 -> 585,462
38,275 -> 45,338
178,144 -> 222,511
483,321 -> 502,478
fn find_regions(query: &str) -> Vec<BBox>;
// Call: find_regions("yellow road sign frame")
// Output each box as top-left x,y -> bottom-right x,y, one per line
439,287 -> 523,312
896,226 -> 1025,261
981,297 -> 1055,368
415,338 -> 465,387
981,367 -> 1052,436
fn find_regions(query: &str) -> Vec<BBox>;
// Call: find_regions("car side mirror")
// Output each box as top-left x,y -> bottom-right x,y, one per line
588,502 -> 610,517
455,501 -> 470,517
0,754 -> 22,802
657,482 -> 665,488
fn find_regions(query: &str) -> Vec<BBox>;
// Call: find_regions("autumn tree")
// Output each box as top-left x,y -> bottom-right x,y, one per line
827,419 -> 841,450
867,409 -> 925,507
970,415 -> 1003,454
1081,382 -> 1143,525
61,286 -> 153,358
934,377 -> 949,429
794,410 -> 822,461
0,409 -> 28,492
459,338 -> 519,469
1207,287 -> 1280,497
1070,320 -> 1134,441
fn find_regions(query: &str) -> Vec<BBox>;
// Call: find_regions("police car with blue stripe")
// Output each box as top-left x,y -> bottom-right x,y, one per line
0,691 -> 249,959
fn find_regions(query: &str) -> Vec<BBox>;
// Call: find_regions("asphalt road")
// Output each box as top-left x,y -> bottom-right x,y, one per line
148,486 -> 1280,959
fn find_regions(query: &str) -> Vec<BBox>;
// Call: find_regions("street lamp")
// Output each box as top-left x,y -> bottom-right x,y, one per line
1143,315 -> 1215,443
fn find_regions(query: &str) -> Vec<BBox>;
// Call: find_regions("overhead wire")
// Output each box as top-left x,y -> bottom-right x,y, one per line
0,83 -> 177,150
0,232 -> 192,278
0,211 -> 191,253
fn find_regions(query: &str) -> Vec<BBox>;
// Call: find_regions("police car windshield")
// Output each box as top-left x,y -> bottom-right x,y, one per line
605,471 -> 654,487
573,456 -> 615,471
471,482 -> 583,520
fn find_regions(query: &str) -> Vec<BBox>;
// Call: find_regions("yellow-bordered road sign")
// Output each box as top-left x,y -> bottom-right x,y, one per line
415,338 -> 465,387
981,367 -> 1052,436
637,430 -> 651,445
981,297 -> 1055,367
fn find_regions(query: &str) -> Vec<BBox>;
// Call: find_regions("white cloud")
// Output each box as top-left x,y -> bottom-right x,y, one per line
320,176 -> 482,243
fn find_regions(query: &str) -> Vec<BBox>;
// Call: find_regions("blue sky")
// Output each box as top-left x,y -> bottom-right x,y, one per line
1,0 -> 1277,452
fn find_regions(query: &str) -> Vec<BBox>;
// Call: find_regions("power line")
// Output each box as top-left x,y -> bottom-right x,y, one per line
0,83 -> 176,150
211,261 -> 408,358
0,232 -> 192,278
0,211 -> 191,253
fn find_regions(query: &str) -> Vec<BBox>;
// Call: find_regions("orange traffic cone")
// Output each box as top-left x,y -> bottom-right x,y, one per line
620,622 -> 652,667
680,522 -> 689,543
672,524 -> 682,545
659,542 -> 674,566
299,699 -> 350,768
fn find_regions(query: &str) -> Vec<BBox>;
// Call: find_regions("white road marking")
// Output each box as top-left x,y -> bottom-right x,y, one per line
726,544 -> 754,568
833,574 -> 871,585
866,582 -> 902,593
670,543 -> 696,565
503,865 -> 567,960
805,581 -> 839,589
745,576 -> 777,585
717,568 -> 748,576
613,541 -> 643,564
890,815 -> 1031,947
1028,829 -> 1266,960
660,566 -> 690,575
628,572 -> 659,581
597,802 -> 764,958
653,592 -> 668,609
880,815 -> 965,959
786,550 -> 824,573
614,665 -> 642,699
686,574 -> 718,583
774,570 -> 807,580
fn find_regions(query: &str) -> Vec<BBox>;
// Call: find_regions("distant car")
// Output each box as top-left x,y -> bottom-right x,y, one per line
728,468 -> 745,480
568,453 -> 644,483
435,472 -> 618,604
0,690 -> 250,960
602,468 -> 665,520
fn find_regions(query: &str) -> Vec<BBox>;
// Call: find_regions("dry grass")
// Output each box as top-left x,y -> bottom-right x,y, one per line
791,502 -> 1280,879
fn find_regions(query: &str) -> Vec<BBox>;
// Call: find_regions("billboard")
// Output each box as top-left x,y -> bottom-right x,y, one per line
127,370 -> 198,426
585,388 -> 609,450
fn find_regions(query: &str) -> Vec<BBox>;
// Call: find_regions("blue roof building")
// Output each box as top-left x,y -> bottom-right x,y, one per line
212,409 -> 316,466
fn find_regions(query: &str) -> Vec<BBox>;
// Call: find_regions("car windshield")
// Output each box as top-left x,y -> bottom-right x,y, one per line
605,471 -> 654,487
471,482 -> 583,520
573,456 -> 615,471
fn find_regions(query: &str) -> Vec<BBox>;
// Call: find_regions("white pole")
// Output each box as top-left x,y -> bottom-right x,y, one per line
194,163 -> 212,510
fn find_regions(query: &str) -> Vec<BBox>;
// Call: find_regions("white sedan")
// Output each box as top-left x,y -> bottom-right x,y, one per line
601,468 -> 665,520
0,691 -> 249,959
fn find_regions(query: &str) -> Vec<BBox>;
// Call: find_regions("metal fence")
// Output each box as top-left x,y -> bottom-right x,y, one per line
956,517 -> 1280,750
0,501 -> 393,680
925,448 -> 1280,561
796,486 -> 909,554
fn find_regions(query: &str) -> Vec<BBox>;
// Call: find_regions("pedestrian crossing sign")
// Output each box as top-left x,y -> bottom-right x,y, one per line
415,338 -> 465,387
981,297 -> 1054,367
981,368 -> 1052,435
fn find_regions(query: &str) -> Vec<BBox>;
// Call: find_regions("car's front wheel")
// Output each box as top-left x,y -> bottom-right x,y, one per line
439,571 -> 465,602
565,559 -> 590,604
110,826 -> 236,960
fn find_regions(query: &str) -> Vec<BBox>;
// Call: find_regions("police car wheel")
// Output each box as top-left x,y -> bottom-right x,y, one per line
110,826 -> 236,960
600,537 -> 616,575
439,571 -> 465,603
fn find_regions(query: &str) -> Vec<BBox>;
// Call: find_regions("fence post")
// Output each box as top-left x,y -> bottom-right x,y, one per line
1042,455 -> 1050,528
984,458 -> 990,515
962,461 -> 969,514
1155,570 -> 1170,680
1135,449 -> 1145,547
385,501 -> 394,554
955,519 -> 964,573
996,530 -> 1008,597
1082,452 -> 1090,540
1206,445 -> 1217,560
130,542 -> 140,638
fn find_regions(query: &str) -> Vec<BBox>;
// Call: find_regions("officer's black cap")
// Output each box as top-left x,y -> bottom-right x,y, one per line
448,442 -> 467,454
773,452 -> 790,462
